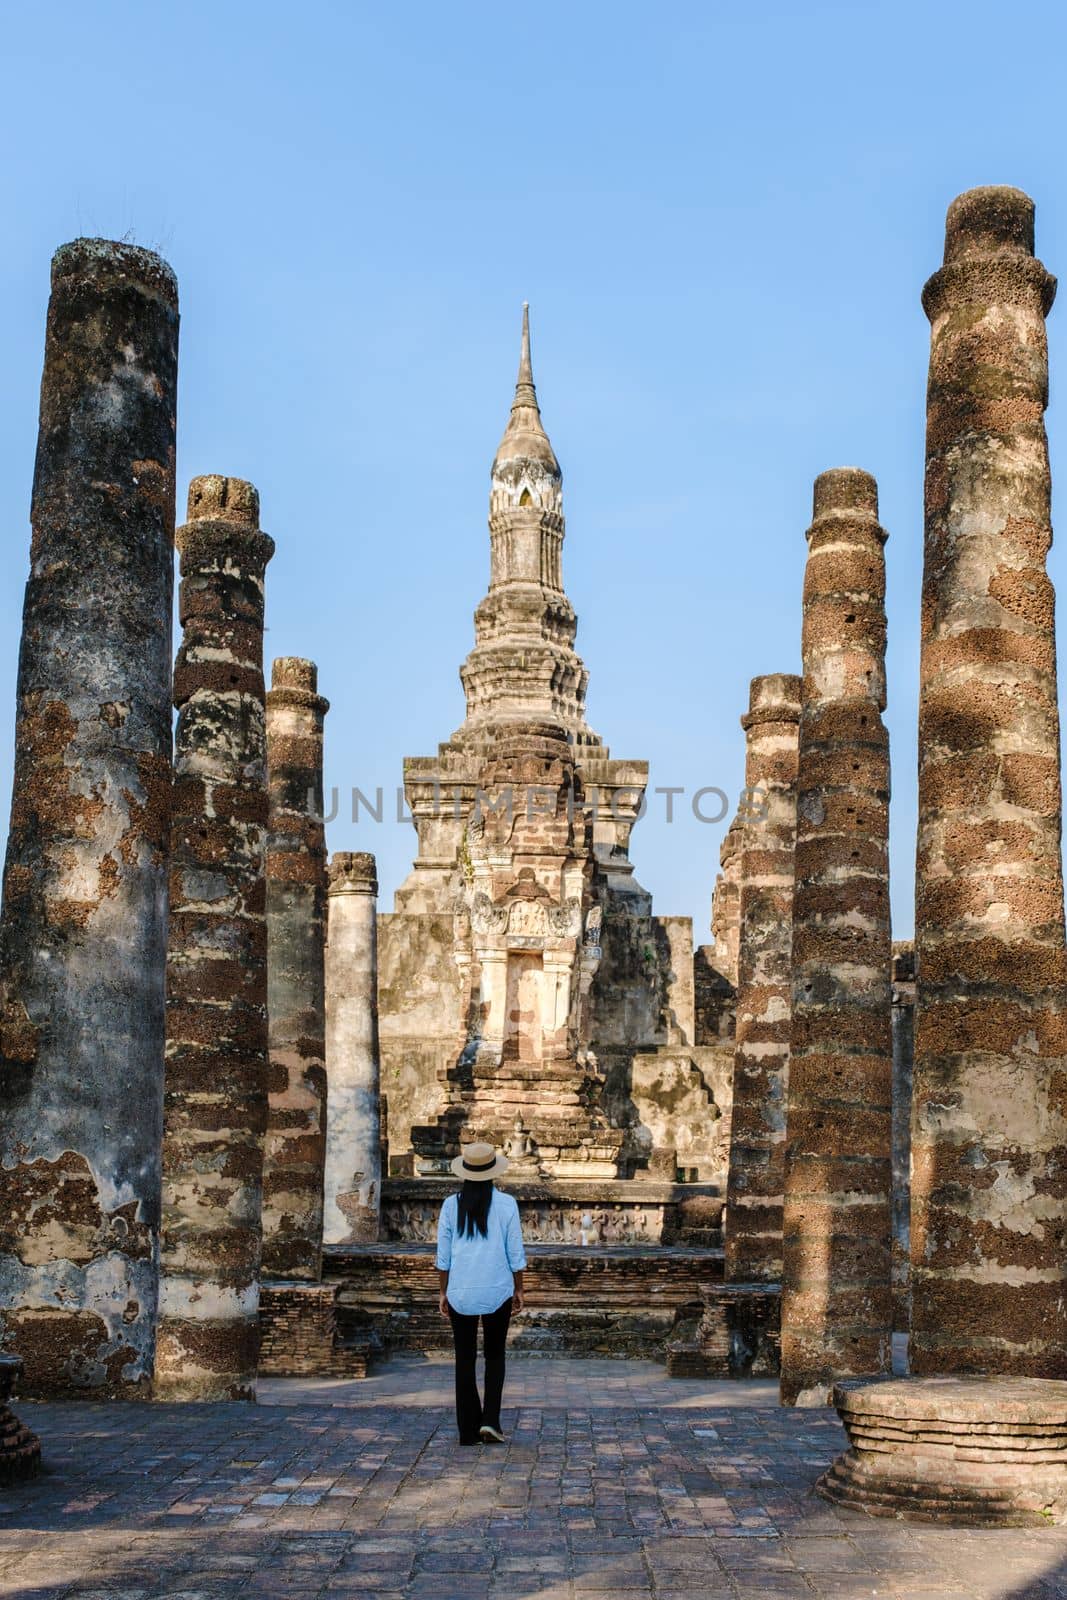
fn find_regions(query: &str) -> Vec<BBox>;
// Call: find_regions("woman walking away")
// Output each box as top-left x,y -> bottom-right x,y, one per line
436,1141 -> 526,1446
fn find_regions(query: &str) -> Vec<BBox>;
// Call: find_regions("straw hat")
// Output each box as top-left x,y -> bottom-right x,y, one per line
450,1141 -> 509,1182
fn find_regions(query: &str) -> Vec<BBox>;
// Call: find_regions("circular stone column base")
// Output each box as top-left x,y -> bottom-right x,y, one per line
818,1377 -> 1067,1526
0,1357 -> 41,1485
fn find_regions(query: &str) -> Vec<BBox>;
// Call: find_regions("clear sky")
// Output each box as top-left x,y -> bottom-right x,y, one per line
2,0 -> 1067,939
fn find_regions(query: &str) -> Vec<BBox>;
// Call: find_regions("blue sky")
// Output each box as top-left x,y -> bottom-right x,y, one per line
2,0 -> 1067,938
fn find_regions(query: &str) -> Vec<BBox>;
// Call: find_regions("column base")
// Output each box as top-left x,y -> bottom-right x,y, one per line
819,1376 -> 1067,1526
0,1358 -> 41,1485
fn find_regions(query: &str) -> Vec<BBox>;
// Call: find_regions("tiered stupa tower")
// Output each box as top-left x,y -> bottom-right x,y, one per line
456,305 -> 595,749
377,310 -> 720,1184
394,307 -> 648,913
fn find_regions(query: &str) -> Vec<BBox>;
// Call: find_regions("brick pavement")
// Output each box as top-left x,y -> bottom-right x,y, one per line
1,1358 -> 1065,1599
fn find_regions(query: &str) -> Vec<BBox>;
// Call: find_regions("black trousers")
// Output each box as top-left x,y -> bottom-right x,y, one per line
447,1295 -> 513,1442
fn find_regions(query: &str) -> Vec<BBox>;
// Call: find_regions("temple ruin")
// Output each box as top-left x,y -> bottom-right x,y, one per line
376,305 -> 732,1212
1,189 -> 1066,1523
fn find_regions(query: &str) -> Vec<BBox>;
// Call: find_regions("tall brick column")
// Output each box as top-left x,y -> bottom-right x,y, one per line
890,943 -> 915,1332
780,468 -> 893,1406
725,674 -> 801,1283
155,476 -> 274,1400
262,658 -> 330,1280
0,240 -> 178,1396
913,187 -> 1067,1376
710,809 -> 742,986
323,852 -> 382,1244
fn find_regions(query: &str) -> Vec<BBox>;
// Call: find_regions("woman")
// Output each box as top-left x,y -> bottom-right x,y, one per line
436,1140 -> 526,1446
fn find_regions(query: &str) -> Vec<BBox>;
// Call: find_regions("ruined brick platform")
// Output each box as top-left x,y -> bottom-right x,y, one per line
665,1282 -> 780,1379
258,1284 -> 370,1379
324,1242 -> 723,1360
819,1376 -> 1067,1526
0,1357 -> 40,1486
380,1177 -> 723,1246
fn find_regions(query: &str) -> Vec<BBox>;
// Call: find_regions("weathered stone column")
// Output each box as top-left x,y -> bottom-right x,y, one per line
155,476 -> 274,1400
890,942 -> 915,1333
913,187 -> 1067,1377
324,852 -> 381,1244
725,674 -> 801,1284
709,809 -> 742,986
261,658 -> 330,1280
0,240 -> 178,1397
780,468 -> 893,1406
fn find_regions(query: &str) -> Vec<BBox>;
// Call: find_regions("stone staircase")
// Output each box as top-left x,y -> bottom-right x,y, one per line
411,1052 -> 629,1180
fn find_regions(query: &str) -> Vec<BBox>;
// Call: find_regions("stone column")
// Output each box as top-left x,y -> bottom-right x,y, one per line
261,658 -> 330,1280
710,809 -> 742,986
890,942 -> 915,1333
725,674 -> 801,1284
323,852 -> 382,1243
780,468 -> 893,1406
155,476 -> 274,1400
0,240 -> 178,1397
913,187 -> 1067,1377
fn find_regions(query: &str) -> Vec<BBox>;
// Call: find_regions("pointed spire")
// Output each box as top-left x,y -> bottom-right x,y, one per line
514,302 -> 536,407
493,302 -> 560,484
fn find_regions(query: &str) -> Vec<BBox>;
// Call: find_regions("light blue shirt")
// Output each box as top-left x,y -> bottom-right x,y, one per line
435,1188 -> 527,1316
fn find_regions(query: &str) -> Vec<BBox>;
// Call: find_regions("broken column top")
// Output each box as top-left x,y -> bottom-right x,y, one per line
812,466 -> 879,521
51,237 -> 178,305
892,940 -> 916,985
269,656 -> 330,713
328,851 -> 378,895
720,811 -> 742,867
743,672 -> 802,728
273,657 -> 318,693
925,185 -> 1055,317
943,186 -> 1035,261
177,476 -> 274,564
187,474 -> 260,525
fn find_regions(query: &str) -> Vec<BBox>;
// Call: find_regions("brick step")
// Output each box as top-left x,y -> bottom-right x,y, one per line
466,1089 -> 587,1106
329,1339 -> 372,1379
664,1342 -> 708,1378
469,1065 -> 589,1085
675,1225 -> 723,1248
458,1105 -> 604,1124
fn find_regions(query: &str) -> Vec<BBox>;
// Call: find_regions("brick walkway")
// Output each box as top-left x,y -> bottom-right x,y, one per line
3,1358 -> 1066,1599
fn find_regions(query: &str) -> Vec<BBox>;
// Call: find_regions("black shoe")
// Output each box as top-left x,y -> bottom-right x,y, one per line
458,1436 -> 482,1446
479,1424 -> 505,1444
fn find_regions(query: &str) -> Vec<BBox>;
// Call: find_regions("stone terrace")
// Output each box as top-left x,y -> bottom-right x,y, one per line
2,1359 -> 1065,1599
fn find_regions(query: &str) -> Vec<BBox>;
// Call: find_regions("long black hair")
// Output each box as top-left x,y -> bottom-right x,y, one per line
457,1179 -> 494,1239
